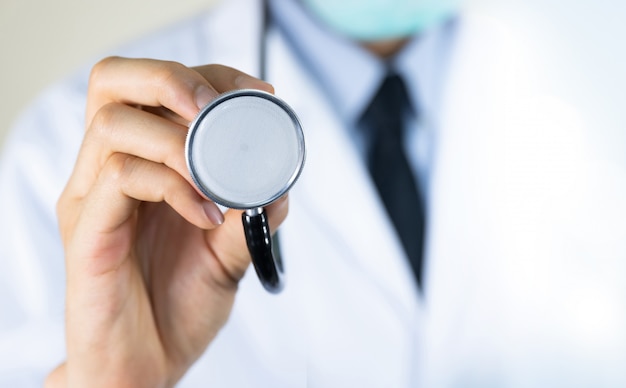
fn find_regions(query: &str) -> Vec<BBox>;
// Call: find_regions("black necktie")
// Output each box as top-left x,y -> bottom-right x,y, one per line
359,73 -> 426,287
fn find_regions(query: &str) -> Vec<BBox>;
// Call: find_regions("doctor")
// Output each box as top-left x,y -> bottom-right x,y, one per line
2,0 -> 625,387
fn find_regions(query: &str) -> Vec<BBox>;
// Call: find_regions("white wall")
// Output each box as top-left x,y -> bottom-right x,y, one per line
0,0 -> 217,146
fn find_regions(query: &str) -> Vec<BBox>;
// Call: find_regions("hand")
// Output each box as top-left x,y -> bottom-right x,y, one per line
46,57 -> 288,388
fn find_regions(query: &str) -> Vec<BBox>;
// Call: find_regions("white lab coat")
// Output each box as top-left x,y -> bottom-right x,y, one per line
1,0 -> 625,386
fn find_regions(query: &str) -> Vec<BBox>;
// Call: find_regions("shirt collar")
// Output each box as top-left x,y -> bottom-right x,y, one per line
268,0 -> 457,126
395,18 -> 458,123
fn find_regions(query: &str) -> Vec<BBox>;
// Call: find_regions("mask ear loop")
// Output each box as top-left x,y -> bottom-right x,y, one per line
242,207 -> 284,293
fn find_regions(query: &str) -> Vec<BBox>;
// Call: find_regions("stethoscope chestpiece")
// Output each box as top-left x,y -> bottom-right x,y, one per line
186,89 -> 305,293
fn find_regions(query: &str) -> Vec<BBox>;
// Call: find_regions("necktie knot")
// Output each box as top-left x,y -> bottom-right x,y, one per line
360,73 -> 413,140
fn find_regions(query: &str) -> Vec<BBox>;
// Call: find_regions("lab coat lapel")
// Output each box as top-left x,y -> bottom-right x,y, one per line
265,27 -> 421,316
426,15 -> 520,309
415,16 -> 538,384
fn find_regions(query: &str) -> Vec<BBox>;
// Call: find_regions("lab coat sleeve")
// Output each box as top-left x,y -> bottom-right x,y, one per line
0,75 -> 87,386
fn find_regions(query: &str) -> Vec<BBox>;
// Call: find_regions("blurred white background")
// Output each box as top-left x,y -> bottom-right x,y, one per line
0,0 -> 624,162
472,0 -> 626,164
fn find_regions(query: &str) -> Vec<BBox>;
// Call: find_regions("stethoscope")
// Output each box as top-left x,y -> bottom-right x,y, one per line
186,0 -> 304,294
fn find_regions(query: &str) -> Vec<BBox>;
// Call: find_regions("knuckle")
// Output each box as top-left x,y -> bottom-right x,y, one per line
88,56 -> 120,89
204,63 -> 222,73
87,102 -> 121,140
163,134 -> 187,168
161,181 -> 178,206
153,60 -> 194,104
56,188 -> 81,244
161,168 -> 184,202
153,60 -> 187,87
103,153 -> 134,184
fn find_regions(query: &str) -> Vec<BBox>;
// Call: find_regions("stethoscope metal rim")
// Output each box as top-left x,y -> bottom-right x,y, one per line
185,88 -> 306,210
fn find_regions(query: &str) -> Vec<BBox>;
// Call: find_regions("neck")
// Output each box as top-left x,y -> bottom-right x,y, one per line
361,38 -> 410,59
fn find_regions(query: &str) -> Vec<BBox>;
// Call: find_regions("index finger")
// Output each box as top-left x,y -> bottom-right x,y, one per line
86,57 -> 273,125
86,57 -> 216,124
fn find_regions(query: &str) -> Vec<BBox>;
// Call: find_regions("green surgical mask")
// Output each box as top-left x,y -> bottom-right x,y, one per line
302,0 -> 460,41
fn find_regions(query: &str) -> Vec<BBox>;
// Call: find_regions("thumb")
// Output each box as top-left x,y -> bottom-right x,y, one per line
205,195 -> 290,282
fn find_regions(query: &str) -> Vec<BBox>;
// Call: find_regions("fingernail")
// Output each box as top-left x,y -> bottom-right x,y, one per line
203,202 -> 224,226
234,75 -> 274,93
195,85 -> 216,110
